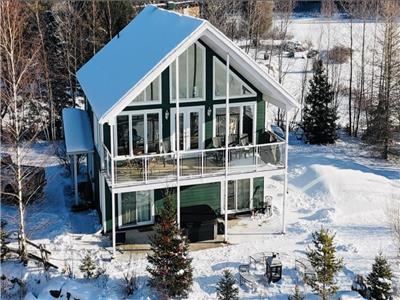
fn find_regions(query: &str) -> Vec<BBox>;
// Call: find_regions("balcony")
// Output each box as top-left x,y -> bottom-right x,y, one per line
102,142 -> 285,186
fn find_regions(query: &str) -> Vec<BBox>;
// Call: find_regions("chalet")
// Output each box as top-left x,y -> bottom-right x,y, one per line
62,5 -> 299,253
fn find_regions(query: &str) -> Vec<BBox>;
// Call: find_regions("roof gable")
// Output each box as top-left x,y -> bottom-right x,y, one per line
77,5 -> 204,118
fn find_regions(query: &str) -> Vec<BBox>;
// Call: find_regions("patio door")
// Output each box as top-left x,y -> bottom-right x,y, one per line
226,179 -> 251,213
171,107 -> 203,151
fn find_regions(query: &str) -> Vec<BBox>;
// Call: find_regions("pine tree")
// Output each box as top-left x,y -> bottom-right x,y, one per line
288,285 -> 305,300
367,252 -> 393,300
79,253 -> 97,279
216,269 -> 239,300
0,221 -> 11,261
146,193 -> 193,298
303,60 -> 338,144
305,227 -> 343,300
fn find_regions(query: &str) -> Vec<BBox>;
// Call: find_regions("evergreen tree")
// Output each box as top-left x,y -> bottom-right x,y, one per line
216,269 -> 239,300
305,227 -> 343,300
146,193 -> 193,298
0,221 -> 11,261
79,253 -> 97,279
288,285 -> 305,300
367,252 -> 393,300
303,60 -> 338,144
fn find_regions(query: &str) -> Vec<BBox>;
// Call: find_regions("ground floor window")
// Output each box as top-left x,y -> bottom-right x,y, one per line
226,178 -> 251,212
118,190 -> 154,227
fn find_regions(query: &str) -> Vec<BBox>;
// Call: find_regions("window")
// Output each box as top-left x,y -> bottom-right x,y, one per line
115,110 -> 161,156
213,57 -> 257,99
214,104 -> 255,145
129,76 -> 161,105
117,115 -> 129,156
171,42 -> 205,101
119,190 -> 153,227
227,179 -> 251,212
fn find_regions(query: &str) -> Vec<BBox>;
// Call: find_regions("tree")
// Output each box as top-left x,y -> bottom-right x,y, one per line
288,285 -> 304,300
146,193 -> 193,298
305,228 -> 343,300
367,252 -> 393,300
79,252 -> 97,279
0,0 -> 43,263
303,60 -> 338,144
216,269 -> 239,300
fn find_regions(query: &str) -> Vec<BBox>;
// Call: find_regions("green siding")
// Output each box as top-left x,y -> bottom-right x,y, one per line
154,183 -> 221,216
256,95 -> 265,143
105,182 -> 112,232
253,177 -> 264,209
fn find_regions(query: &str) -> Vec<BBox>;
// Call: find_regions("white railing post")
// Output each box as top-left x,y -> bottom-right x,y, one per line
201,151 -> 204,176
224,53 -> 230,243
109,121 -> 116,255
175,57 -> 181,228
282,112 -> 289,234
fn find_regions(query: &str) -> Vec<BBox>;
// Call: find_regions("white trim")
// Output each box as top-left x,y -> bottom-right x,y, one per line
117,190 -> 155,229
100,172 -> 106,233
213,56 -> 257,100
170,106 -> 205,152
212,101 -> 257,144
169,41 -> 206,103
114,109 -> 163,158
110,168 -> 285,193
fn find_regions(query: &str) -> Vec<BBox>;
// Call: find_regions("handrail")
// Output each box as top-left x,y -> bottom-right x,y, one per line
110,141 -> 285,162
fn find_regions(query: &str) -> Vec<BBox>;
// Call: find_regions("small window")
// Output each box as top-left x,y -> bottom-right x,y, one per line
117,115 -> 129,156
130,76 -> 161,105
213,57 -> 257,99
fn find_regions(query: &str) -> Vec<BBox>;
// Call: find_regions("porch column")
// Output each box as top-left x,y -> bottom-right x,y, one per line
110,121 -> 116,254
73,154 -> 78,206
224,53 -> 230,242
175,56 -> 181,227
282,111 -> 289,234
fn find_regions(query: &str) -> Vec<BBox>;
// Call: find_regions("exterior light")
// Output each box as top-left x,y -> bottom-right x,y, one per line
165,109 -> 169,120
207,106 -> 212,117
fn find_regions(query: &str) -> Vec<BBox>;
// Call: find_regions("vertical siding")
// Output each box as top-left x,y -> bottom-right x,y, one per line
104,182 -> 112,232
256,94 -> 265,143
103,123 -> 111,152
161,68 -> 170,143
253,177 -> 264,209
154,183 -> 221,216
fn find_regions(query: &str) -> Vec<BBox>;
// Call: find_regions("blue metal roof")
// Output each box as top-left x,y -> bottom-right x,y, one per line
77,5 -> 204,119
62,108 -> 94,155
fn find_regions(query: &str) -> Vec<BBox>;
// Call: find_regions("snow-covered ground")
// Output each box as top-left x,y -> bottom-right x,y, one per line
2,132 -> 399,299
2,18 -> 400,299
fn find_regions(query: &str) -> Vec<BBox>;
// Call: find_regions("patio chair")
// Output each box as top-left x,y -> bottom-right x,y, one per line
239,264 -> 258,291
160,141 -> 173,168
239,133 -> 249,146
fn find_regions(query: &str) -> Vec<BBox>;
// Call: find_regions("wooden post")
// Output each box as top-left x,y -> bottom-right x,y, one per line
282,111 -> 289,234
224,53 -> 230,242
175,56 -> 181,228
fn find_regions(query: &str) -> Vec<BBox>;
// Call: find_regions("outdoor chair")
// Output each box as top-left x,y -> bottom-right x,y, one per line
160,141 -> 173,168
238,264 -> 258,291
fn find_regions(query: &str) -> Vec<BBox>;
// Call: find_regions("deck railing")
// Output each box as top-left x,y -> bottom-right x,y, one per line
103,142 -> 285,185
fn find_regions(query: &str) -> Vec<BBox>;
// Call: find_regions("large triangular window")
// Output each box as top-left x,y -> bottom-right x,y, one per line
213,57 -> 257,99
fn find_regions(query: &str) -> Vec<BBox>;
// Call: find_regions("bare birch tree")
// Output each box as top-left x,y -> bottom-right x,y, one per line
0,0 -> 43,262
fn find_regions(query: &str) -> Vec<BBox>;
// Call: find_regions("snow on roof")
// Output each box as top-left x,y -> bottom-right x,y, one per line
77,5 -> 203,119
62,108 -> 94,155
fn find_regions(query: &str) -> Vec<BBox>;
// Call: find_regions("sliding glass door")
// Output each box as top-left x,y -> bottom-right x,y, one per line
119,190 -> 154,227
226,179 -> 251,213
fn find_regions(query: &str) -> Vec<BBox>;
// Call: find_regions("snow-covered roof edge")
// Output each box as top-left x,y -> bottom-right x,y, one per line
62,108 -> 94,155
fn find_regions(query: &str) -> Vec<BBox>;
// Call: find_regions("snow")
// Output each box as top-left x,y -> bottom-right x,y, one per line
2,16 -> 400,300
2,132 -> 398,299
62,108 -> 94,155
77,5 -> 204,119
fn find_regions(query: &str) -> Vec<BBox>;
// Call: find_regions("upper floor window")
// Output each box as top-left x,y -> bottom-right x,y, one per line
170,42 -> 205,101
213,57 -> 257,100
129,75 -> 161,105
